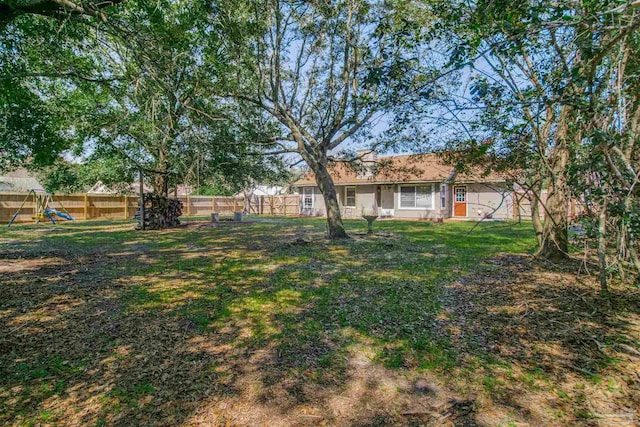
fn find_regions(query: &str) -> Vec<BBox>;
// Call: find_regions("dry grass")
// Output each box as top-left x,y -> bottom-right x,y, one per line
0,217 -> 638,426
439,255 -> 640,426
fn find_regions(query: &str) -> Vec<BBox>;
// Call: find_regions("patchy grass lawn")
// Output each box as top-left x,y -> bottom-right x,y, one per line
0,217 -> 638,426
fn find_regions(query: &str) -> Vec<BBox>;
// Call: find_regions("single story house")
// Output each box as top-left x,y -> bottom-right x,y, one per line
0,168 -> 44,192
234,185 -> 289,198
293,152 -> 518,220
88,181 -> 192,195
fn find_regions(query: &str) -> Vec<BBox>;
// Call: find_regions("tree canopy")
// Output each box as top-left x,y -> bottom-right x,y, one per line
1,0 -> 639,282
1,0 -> 288,195
216,0 -> 437,237
431,0 -> 640,280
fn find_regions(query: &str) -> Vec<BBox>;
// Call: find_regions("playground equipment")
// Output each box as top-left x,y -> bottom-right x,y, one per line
7,190 -> 74,227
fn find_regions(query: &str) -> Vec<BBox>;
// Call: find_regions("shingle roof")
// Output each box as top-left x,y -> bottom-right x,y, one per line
0,168 -> 44,192
293,153 -> 505,186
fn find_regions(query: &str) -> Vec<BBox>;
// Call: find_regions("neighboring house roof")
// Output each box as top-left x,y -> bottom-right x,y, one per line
0,168 -> 45,192
171,184 -> 194,196
293,153 -> 505,186
88,181 -> 194,195
88,181 -> 154,194
235,185 -> 286,197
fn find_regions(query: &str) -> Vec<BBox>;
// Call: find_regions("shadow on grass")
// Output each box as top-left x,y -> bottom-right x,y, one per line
439,254 -> 640,425
4,217 -> 628,426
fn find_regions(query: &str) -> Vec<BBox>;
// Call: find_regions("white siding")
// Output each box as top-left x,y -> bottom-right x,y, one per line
300,182 -> 516,220
465,183 -> 514,219
299,186 -> 326,216
355,185 -> 376,213
336,184 -> 377,218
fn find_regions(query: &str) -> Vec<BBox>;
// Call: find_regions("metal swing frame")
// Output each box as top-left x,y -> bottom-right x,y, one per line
7,190 -> 74,227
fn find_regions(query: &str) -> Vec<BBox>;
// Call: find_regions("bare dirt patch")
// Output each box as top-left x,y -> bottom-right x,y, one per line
0,256 -> 67,274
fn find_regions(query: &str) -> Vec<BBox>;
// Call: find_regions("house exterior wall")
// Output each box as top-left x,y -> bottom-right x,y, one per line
299,182 -> 515,220
300,186 -> 326,216
513,189 -> 548,220
464,183 -> 514,219
354,185 -> 377,213
334,184 -> 377,219
444,184 -> 453,218
392,183 -> 444,220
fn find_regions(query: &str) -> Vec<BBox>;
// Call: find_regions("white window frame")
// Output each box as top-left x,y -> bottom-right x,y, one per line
399,184 -> 435,210
344,186 -> 356,207
302,187 -> 314,209
440,183 -> 446,209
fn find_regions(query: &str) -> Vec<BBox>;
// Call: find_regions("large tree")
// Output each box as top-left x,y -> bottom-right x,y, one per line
429,0 -> 640,262
0,0 -> 123,172
0,0 -> 123,24
92,0 -> 286,195
1,0 -> 286,195
218,0 -> 431,238
566,0 -> 640,285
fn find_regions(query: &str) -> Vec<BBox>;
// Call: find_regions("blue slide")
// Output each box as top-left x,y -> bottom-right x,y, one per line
46,209 -> 74,221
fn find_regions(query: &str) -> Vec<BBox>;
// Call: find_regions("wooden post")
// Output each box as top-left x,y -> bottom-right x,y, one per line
84,193 -> 89,220
124,195 -> 128,219
270,195 -> 274,215
186,195 -> 191,216
233,197 -> 237,212
139,169 -> 145,230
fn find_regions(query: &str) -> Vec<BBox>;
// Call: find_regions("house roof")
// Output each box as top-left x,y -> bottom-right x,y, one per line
88,181 -> 160,195
234,185 -> 286,197
0,168 -> 44,192
293,153 -> 505,186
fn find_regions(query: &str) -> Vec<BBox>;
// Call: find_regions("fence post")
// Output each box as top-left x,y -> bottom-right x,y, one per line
139,170 -> 145,230
186,195 -> 191,216
270,196 -> 274,215
84,194 -> 89,220
233,197 -> 237,212
124,195 -> 128,219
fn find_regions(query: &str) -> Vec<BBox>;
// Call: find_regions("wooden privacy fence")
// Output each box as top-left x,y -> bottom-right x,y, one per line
0,192 -> 301,224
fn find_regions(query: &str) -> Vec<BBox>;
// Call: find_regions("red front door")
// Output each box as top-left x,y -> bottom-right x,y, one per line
454,186 -> 467,217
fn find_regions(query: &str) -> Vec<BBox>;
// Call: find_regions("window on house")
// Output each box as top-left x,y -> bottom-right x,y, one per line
400,185 -> 434,209
440,184 -> 446,209
345,186 -> 356,207
303,187 -> 314,209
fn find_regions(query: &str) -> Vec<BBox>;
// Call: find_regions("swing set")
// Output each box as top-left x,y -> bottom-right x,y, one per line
7,190 -> 74,227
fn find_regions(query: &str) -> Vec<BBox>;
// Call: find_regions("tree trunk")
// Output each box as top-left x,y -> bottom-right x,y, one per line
153,173 -> 170,197
598,201 -> 608,290
537,108 -> 571,260
317,170 -> 348,239
152,155 -> 170,197
529,182 -> 544,247
304,153 -> 348,239
537,180 -> 569,260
